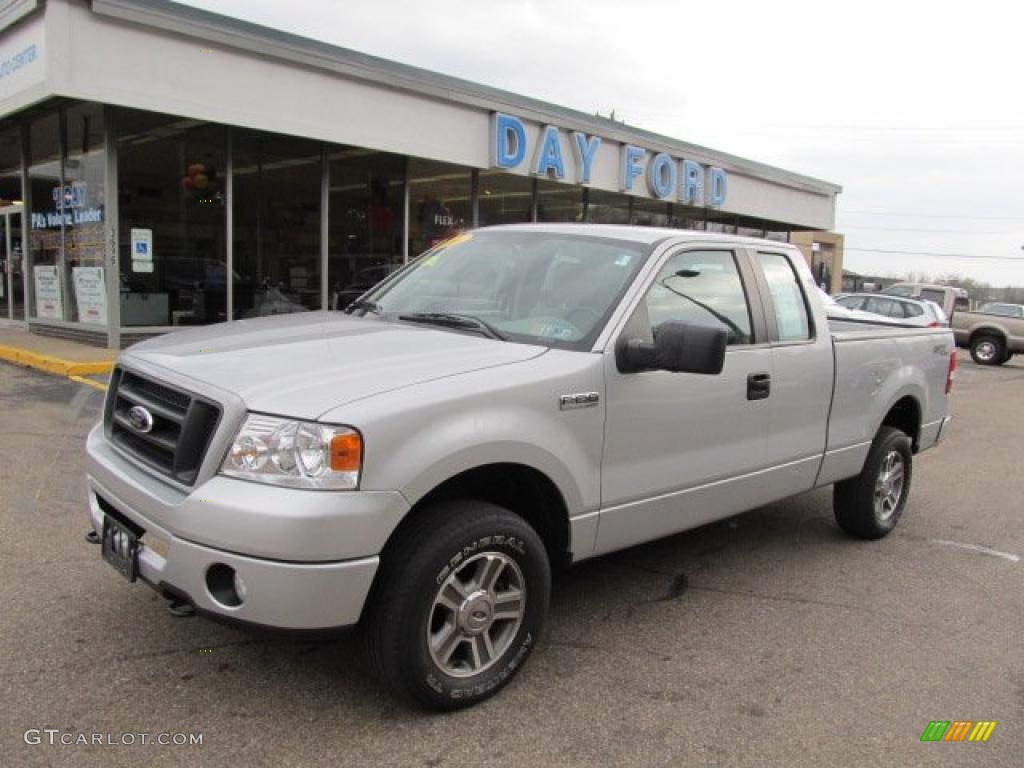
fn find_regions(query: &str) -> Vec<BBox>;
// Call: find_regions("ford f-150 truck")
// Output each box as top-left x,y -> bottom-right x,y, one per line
86,225 -> 955,709
951,302 -> 1024,365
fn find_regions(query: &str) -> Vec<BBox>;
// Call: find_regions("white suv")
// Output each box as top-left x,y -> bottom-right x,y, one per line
835,293 -> 948,327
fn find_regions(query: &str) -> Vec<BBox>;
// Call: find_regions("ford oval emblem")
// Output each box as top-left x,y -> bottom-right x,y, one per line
127,405 -> 154,434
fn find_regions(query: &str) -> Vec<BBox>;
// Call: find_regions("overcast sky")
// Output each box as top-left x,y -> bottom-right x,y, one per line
183,0 -> 1024,287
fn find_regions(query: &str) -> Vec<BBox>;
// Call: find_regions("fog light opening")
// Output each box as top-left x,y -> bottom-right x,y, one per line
206,563 -> 244,608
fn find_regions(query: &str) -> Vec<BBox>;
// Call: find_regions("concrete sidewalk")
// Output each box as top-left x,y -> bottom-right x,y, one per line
0,324 -> 115,390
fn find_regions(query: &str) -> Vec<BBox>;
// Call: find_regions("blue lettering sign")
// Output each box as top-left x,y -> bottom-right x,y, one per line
681,159 -> 705,205
492,113 -> 527,169
572,132 -> 602,184
0,44 -> 37,81
646,153 -> 676,200
707,167 -> 727,206
620,145 -> 646,192
533,125 -> 566,179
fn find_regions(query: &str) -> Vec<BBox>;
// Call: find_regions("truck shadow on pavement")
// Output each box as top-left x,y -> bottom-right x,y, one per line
163,487 -> 854,716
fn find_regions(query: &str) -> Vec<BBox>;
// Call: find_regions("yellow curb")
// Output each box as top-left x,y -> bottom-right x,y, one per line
0,345 -> 115,377
69,374 -> 108,393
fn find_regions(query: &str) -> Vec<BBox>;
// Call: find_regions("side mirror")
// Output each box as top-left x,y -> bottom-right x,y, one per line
616,321 -> 727,375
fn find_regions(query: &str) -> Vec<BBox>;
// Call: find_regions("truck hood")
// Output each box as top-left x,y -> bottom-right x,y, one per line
122,311 -> 547,419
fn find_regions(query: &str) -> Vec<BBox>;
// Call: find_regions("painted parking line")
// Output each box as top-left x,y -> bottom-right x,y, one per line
929,539 -> 1020,563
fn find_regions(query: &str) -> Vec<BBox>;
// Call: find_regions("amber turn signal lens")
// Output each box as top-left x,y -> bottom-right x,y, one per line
330,433 -> 362,472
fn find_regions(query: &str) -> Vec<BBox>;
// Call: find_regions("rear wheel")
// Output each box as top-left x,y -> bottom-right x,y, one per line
970,334 -> 1005,365
834,426 -> 912,540
362,500 -> 550,710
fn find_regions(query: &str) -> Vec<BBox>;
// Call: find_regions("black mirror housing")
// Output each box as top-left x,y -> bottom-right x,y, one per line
617,321 -> 727,375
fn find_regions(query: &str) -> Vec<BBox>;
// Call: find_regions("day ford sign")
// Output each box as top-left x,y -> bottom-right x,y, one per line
490,112 -> 727,207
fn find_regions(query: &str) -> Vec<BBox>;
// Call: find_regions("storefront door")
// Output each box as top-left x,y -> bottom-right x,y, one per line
1,205 -> 25,321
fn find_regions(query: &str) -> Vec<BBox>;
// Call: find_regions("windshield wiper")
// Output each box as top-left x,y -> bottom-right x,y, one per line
345,299 -> 381,315
397,312 -> 507,341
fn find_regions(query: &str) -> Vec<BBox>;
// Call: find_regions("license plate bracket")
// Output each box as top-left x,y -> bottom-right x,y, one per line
101,515 -> 139,582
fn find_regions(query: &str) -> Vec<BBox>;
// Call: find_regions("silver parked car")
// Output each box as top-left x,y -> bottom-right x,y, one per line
835,293 -> 948,327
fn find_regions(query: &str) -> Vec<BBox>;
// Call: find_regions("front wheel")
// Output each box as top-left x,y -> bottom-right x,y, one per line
834,426 -> 913,540
362,500 -> 551,710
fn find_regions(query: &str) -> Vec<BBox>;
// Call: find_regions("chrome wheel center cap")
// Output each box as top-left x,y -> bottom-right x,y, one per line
457,590 -> 494,635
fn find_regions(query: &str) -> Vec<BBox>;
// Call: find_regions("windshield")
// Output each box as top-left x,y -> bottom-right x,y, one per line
354,230 -> 651,350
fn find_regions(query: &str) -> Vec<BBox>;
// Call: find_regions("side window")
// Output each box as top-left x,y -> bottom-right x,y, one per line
865,296 -> 898,317
904,302 -> 924,318
759,253 -> 812,341
920,288 -> 946,305
642,250 -> 753,345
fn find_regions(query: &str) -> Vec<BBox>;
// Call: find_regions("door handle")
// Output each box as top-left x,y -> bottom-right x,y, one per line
747,372 -> 771,400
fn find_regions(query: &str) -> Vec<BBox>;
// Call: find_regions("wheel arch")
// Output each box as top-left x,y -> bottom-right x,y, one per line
880,395 -> 922,452
387,461 -> 574,570
968,326 -> 1007,346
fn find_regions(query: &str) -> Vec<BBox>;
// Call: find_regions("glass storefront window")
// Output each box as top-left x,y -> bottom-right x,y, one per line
28,113 -> 63,321
707,212 -> 737,234
0,128 -> 20,205
764,221 -> 790,242
65,104 -> 105,324
407,159 -> 471,257
118,110 -> 226,326
477,171 -> 532,226
585,189 -> 630,224
736,217 -> 766,239
669,204 -> 705,232
535,180 -> 583,223
327,147 -> 404,310
631,197 -> 671,227
233,130 -> 321,318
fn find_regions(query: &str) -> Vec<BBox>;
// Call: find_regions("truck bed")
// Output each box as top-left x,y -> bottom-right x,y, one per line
818,318 -> 952,488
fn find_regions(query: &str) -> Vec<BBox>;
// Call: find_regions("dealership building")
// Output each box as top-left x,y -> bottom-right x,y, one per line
0,0 -> 843,348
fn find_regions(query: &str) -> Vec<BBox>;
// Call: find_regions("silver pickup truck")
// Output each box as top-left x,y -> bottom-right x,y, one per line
86,225 -> 955,709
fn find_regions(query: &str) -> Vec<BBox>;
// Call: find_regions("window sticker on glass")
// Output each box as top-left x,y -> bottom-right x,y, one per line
614,254 -> 633,267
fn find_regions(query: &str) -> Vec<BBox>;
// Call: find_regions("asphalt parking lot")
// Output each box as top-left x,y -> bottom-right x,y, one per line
2,353 -> 1021,768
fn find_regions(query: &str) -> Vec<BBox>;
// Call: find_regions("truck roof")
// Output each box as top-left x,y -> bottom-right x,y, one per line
479,223 -> 797,248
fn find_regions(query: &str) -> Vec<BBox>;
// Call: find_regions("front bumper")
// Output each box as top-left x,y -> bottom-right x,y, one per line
86,425 -> 410,630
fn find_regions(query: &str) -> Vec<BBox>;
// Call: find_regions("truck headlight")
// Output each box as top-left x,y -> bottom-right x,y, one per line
220,414 -> 362,490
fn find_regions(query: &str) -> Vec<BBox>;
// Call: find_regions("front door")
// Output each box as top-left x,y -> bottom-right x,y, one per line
1,210 -> 25,321
596,246 -> 773,555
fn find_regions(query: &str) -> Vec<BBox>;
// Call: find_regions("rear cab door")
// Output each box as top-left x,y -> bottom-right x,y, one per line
748,248 -> 835,495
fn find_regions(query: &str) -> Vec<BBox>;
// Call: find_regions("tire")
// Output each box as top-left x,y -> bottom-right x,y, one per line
970,334 -> 1005,366
362,500 -> 551,710
834,426 -> 913,540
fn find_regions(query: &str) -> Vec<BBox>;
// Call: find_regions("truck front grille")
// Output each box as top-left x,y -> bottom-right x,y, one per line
106,368 -> 221,486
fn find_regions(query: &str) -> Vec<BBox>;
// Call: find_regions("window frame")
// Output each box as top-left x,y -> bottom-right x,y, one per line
752,249 -> 817,345
602,240 -> 771,355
